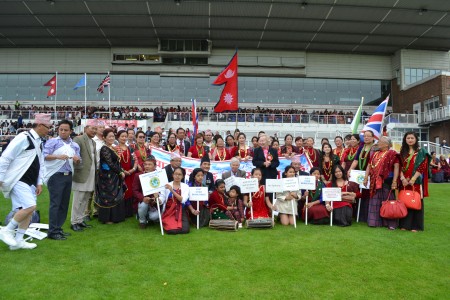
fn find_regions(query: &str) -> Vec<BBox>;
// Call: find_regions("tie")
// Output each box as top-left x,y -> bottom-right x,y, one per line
179,140 -> 184,154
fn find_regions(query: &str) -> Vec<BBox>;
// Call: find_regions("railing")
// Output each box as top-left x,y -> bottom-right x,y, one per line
0,110 -> 81,121
167,112 -> 363,125
384,113 -> 418,125
419,141 -> 450,157
419,105 -> 450,124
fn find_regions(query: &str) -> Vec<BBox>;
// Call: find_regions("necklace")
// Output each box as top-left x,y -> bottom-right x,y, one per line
109,145 -> 121,162
307,147 -> 316,162
196,144 -> 204,158
217,148 -> 226,161
137,144 -> 147,161
119,145 -> 129,164
309,181 -> 323,201
334,147 -> 344,161
347,147 -> 357,161
322,158 -> 332,179
370,150 -> 388,169
402,151 -> 416,173
359,144 -> 373,170
167,143 -> 179,152
239,146 -> 247,158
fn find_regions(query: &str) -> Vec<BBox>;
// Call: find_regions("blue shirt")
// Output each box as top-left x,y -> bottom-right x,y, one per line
43,136 -> 81,173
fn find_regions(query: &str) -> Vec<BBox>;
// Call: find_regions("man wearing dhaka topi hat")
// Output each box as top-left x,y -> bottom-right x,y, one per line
0,113 -> 51,250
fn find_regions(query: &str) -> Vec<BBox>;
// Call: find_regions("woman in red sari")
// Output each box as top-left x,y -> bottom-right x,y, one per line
188,133 -> 209,159
439,155 -> 450,182
399,131 -> 431,232
210,136 -> 232,161
234,132 -> 253,161
134,130 -> 152,172
243,168 -> 273,220
160,167 -> 190,234
320,142 -> 340,184
325,165 -> 360,226
363,136 -> 399,229
333,136 -> 345,162
116,130 -> 138,217
341,134 -> 359,173
281,134 -> 299,159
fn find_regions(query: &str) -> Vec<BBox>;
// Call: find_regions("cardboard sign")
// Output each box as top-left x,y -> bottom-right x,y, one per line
189,187 -> 209,201
322,188 -> 342,202
298,176 -> 316,190
349,170 -> 370,189
265,179 -> 284,193
139,169 -> 169,195
240,178 -> 259,193
282,177 -> 299,191
29,223 -> 49,230
25,228 -> 47,240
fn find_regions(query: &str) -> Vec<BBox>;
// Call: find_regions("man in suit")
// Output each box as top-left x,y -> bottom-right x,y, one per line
199,155 -> 214,193
176,127 -> 190,156
70,125 -> 97,232
222,157 -> 247,180
165,152 -> 183,182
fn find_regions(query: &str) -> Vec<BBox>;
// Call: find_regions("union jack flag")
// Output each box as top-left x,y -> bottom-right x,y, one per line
361,95 -> 389,140
97,75 -> 110,93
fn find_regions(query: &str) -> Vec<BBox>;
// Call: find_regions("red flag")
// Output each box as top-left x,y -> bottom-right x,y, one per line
44,75 -> 57,97
213,52 -> 238,113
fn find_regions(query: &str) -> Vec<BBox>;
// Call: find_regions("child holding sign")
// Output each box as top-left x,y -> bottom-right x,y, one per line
243,168 -> 273,219
275,166 -> 301,226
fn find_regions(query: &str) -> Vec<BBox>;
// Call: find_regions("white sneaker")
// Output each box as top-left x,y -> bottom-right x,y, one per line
0,228 -> 18,247
9,240 -> 37,251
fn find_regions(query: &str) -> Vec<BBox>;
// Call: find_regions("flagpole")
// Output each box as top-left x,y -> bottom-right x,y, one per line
84,73 -> 87,120
54,71 -> 58,123
108,71 -> 111,126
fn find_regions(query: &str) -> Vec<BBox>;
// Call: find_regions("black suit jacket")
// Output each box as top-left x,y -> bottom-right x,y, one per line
181,140 -> 191,156
252,147 -> 280,184
164,165 -> 186,182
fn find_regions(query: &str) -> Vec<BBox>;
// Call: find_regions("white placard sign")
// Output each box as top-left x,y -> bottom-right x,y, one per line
322,188 -> 342,202
349,170 -> 370,189
139,169 -> 169,195
265,179 -> 284,193
25,228 -> 47,240
189,187 -> 209,201
298,176 -> 316,190
282,177 -> 299,191
240,178 -> 259,193
224,176 -> 243,191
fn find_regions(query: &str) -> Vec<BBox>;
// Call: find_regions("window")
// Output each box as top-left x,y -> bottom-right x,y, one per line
404,68 -> 442,86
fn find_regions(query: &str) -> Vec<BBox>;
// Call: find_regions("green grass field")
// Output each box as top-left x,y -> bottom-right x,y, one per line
1,184 -> 449,299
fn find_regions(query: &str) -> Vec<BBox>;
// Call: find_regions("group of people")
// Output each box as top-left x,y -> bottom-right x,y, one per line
0,114 -> 438,249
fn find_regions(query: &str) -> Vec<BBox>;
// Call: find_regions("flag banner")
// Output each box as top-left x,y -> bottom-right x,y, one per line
213,51 -> 238,112
43,75 -> 57,97
73,75 -> 86,90
361,95 -> 389,140
97,75 -> 110,93
150,148 -> 312,182
191,98 -> 198,138
86,118 -> 137,129
351,98 -> 363,134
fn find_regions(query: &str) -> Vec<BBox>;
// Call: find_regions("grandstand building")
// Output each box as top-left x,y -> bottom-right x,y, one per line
0,0 -> 449,145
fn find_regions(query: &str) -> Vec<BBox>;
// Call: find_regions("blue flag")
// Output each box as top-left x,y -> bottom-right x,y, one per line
73,75 -> 86,90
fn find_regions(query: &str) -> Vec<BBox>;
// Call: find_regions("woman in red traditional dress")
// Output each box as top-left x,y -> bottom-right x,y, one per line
134,130 -> 152,172
341,134 -> 359,173
161,167 -> 190,234
304,137 -> 321,168
439,155 -> 450,182
271,139 -> 282,157
281,134 -> 299,159
399,131 -> 431,232
243,168 -> 273,219
320,142 -> 341,184
325,165 -> 360,226
211,136 -> 232,161
363,136 -> 400,229
116,130 -> 138,218
234,132 -> 253,161
163,132 -> 180,153
333,136 -> 345,162
295,136 -> 305,155
187,133 -> 209,159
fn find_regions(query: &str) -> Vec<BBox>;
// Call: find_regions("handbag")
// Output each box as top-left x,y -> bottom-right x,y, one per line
398,187 -> 422,210
380,191 -> 407,219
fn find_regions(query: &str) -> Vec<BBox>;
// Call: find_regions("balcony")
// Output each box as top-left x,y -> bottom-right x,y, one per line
419,106 -> 450,125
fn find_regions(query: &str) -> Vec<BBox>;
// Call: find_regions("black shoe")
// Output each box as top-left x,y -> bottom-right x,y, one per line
84,216 -> 92,222
48,233 -> 67,240
70,224 -> 84,231
60,230 -> 72,237
78,221 -> 92,228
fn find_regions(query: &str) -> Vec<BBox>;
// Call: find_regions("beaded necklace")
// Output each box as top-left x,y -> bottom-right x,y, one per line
322,157 -> 332,179
118,145 -> 129,163
137,144 -> 147,161
166,143 -> 179,153
109,145 -> 121,162
217,148 -> 226,161
370,150 -> 388,169
347,147 -> 357,161
196,144 -> 204,158
307,147 -> 316,162
238,145 -> 248,158
402,151 -> 416,173
359,144 -> 373,170
309,181 -> 323,201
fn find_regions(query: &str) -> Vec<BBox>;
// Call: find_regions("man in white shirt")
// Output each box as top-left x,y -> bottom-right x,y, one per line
0,113 -> 51,250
